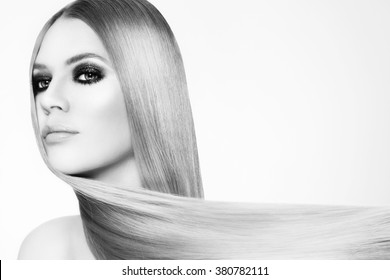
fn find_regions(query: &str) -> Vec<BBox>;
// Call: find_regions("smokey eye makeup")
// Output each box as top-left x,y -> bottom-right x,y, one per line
72,63 -> 105,85
32,73 -> 52,95
31,62 -> 106,95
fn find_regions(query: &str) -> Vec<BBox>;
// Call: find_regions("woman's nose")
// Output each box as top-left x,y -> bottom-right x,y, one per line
37,80 -> 70,115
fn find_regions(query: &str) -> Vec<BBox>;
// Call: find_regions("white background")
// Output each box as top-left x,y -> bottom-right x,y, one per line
1,0 -> 390,259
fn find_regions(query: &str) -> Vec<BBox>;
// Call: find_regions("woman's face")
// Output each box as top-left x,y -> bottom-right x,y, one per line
33,18 -> 135,182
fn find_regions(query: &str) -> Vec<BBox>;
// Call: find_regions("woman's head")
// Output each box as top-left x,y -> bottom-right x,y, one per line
31,0 -> 203,198
33,18 -> 138,187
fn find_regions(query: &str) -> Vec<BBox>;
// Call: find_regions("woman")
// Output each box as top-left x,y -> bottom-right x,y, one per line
19,0 -> 390,259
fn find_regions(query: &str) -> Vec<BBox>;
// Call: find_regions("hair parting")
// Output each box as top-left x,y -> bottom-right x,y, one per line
30,0 -> 390,259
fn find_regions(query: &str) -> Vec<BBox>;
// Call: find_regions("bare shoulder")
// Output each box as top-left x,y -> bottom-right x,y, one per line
18,215 -> 95,260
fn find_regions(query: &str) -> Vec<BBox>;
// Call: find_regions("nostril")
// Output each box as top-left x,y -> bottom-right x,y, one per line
37,87 -> 70,113
50,105 -> 64,111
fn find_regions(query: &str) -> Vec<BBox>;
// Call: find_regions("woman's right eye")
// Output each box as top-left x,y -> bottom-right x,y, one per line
33,77 -> 51,94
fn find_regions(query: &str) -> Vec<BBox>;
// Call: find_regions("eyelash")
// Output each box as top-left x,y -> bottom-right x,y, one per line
32,75 -> 51,94
73,64 -> 105,85
32,63 -> 105,95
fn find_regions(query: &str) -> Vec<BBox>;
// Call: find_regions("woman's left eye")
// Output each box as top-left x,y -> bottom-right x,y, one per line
73,64 -> 104,85
78,72 -> 100,82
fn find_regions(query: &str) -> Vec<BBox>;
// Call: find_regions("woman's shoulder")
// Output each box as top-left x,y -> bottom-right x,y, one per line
18,215 -> 95,260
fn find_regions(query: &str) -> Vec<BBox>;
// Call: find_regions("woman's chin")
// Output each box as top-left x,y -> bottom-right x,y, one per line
48,160 -> 90,177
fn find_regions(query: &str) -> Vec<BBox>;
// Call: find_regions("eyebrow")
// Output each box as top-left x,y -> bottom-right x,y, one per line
65,52 -> 108,65
33,52 -> 109,70
32,63 -> 47,70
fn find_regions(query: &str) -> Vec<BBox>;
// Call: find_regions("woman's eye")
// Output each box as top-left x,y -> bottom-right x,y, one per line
38,80 -> 50,89
74,64 -> 104,85
33,77 -> 51,94
78,72 -> 99,82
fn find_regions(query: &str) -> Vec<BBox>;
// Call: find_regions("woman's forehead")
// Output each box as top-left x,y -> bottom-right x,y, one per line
35,18 -> 110,67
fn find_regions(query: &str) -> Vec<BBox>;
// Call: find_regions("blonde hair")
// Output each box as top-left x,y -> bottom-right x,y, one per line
30,0 -> 390,259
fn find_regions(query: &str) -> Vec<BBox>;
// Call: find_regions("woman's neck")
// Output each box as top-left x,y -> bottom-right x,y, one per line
77,155 -> 142,188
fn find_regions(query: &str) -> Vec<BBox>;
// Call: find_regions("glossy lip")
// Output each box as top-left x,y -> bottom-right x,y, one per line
42,125 -> 79,140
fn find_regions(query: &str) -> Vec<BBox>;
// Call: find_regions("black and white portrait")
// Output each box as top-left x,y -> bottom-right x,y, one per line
0,0 -> 390,260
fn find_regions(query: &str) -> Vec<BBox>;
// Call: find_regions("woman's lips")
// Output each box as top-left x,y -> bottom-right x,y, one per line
44,131 -> 79,144
42,125 -> 79,144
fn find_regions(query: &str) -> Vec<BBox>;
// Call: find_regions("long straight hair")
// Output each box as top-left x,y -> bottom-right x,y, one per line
30,0 -> 390,259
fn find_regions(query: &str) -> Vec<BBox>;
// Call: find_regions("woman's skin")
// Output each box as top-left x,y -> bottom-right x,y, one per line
19,18 -> 143,259
33,17 -> 141,188
18,216 -> 95,259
